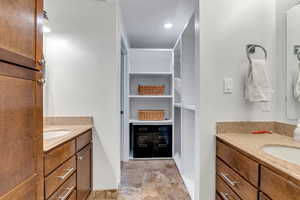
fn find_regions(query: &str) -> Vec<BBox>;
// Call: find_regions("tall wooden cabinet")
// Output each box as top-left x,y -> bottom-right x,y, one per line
0,0 -> 43,70
0,0 -> 44,200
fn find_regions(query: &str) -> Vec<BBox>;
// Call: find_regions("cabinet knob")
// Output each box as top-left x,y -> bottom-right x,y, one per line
37,78 -> 46,84
38,59 -> 46,67
77,156 -> 83,160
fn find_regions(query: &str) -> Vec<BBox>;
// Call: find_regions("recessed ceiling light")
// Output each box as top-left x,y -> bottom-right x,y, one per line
164,23 -> 173,29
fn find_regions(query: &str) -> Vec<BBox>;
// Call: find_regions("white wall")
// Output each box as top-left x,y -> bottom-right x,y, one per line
44,0 -> 121,190
275,0 -> 299,123
197,0 -> 276,199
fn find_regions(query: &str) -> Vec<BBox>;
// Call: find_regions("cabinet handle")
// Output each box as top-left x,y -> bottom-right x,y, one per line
37,78 -> 46,84
219,172 -> 238,187
77,156 -> 83,160
57,168 -> 74,180
57,187 -> 74,200
220,192 -> 231,200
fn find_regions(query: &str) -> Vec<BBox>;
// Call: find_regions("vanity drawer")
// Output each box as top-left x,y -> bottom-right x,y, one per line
45,156 -> 76,199
217,175 -> 241,200
48,173 -> 76,200
261,166 -> 300,200
44,140 -> 76,176
216,158 -> 257,200
216,193 -> 222,200
76,130 -> 92,151
216,141 -> 259,186
259,192 -> 271,200
67,190 -> 76,200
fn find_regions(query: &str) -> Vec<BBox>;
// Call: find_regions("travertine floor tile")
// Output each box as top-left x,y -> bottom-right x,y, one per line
118,160 -> 191,200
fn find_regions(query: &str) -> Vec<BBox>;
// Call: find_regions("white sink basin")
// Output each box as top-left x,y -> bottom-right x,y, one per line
262,145 -> 300,165
44,130 -> 71,140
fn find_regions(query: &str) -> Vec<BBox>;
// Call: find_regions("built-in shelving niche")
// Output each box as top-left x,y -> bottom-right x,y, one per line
125,49 -> 174,160
173,14 -> 197,200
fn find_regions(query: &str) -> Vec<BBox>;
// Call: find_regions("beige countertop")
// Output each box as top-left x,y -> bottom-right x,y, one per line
44,125 -> 93,152
217,133 -> 300,185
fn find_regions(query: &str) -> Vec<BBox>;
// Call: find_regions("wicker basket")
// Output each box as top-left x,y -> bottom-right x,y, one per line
138,110 -> 165,121
138,85 -> 165,95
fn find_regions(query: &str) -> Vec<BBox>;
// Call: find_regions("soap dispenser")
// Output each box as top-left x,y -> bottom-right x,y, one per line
294,119 -> 300,142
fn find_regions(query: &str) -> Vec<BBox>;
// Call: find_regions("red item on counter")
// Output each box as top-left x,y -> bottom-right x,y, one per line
251,131 -> 273,134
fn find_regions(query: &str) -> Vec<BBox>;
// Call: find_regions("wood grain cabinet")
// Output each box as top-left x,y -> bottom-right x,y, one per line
217,139 -> 300,200
44,130 -> 92,200
259,193 -> 271,200
0,0 -> 44,199
0,0 -> 43,70
0,62 -> 43,200
77,144 -> 92,200
261,166 -> 300,200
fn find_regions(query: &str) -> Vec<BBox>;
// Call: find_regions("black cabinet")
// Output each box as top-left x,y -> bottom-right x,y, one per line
131,125 -> 172,158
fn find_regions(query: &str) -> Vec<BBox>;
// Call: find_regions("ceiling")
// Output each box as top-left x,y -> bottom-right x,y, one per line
120,0 -> 195,49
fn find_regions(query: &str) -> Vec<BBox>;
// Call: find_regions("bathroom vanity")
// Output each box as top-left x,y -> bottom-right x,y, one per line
216,122 -> 300,200
43,118 -> 93,200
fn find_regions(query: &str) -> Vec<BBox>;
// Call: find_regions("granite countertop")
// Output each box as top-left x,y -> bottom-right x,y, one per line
43,117 -> 93,152
44,125 -> 93,152
217,133 -> 300,185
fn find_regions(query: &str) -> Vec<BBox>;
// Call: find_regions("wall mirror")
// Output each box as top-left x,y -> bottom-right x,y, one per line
286,3 -> 300,119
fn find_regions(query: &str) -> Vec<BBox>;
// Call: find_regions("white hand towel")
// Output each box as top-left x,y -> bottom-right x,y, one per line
294,70 -> 300,101
245,59 -> 273,102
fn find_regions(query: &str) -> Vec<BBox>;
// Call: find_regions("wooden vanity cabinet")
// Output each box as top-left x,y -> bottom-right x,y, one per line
68,191 -> 77,200
217,139 -> 300,200
216,141 -> 259,187
261,166 -> 300,200
44,130 -> 92,200
216,175 -> 241,200
216,193 -> 223,200
77,144 -> 92,200
259,192 -> 271,200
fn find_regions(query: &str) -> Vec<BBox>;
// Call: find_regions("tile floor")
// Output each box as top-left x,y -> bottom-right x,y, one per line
118,160 -> 191,200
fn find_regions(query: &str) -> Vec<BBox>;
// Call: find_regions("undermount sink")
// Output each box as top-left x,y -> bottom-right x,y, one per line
44,130 -> 71,140
262,145 -> 300,166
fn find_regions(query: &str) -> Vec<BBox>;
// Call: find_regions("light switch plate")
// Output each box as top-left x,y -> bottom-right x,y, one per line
224,78 -> 233,94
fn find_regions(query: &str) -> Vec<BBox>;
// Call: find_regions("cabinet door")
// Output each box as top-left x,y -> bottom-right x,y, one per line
77,144 -> 92,200
0,62 -> 43,200
0,0 -> 43,70
261,166 -> 300,200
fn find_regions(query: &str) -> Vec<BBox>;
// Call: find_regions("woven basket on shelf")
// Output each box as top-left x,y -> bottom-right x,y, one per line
138,85 -> 165,95
138,110 -> 165,121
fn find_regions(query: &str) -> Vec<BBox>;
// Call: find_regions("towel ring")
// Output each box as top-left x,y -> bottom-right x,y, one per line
246,44 -> 267,65
297,51 -> 300,62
